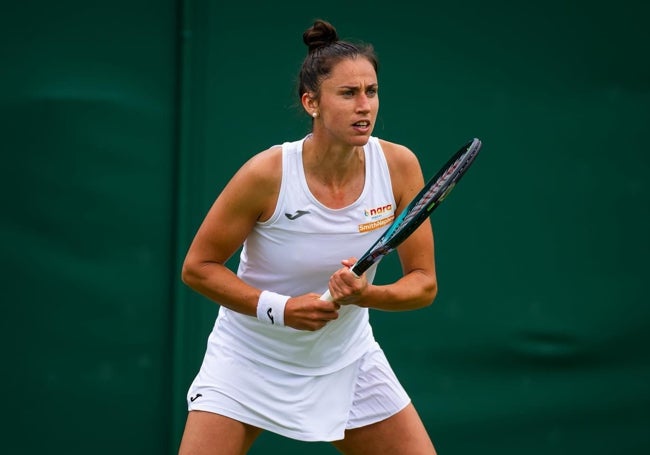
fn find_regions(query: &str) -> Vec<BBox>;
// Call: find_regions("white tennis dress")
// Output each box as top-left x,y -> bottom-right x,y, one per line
187,136 -> 411,441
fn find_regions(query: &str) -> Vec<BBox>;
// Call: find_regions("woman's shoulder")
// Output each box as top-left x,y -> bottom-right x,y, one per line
374,137 -> 425,209
238,145 -> 283,182
376,137 -> 421,173
220,145 -> 284,222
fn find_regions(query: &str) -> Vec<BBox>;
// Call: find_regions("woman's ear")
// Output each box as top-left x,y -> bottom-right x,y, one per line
301,92 -> 319,117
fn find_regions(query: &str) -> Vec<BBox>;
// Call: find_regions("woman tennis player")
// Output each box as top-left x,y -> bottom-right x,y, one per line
178,19 -> 438,455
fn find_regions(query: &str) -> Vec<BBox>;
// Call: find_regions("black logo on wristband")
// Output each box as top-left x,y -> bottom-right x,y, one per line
267,308 -> 275,324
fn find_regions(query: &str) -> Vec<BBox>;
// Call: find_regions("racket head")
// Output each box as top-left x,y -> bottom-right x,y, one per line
351,137 -> 482,275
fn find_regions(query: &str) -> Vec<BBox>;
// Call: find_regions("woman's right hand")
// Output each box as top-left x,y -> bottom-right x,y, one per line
284,294 -> 340,331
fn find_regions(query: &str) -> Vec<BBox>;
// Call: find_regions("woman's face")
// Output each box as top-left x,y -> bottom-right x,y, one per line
313,57 -> 379,147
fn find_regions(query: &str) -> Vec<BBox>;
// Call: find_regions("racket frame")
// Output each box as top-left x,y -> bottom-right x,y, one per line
321,137 -> 482,301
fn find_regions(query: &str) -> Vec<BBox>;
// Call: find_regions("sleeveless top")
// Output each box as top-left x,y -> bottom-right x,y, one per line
207,136 -> 396,374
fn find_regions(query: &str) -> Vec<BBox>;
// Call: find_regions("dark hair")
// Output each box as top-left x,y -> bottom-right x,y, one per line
298,19 -> 379,100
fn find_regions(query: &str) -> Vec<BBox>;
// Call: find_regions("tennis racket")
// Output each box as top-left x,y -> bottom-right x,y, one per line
320,137 -> 482,301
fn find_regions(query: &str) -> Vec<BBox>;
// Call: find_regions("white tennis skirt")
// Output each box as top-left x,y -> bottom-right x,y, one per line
186,341 -> 411,442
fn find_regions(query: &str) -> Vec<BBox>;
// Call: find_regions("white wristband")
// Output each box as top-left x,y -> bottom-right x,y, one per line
256,290 -> 289,326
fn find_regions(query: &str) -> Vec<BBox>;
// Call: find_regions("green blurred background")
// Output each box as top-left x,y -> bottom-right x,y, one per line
2,0 -> 648,453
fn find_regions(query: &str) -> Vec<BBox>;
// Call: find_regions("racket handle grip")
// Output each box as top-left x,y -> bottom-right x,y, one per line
320,267 -> 362,302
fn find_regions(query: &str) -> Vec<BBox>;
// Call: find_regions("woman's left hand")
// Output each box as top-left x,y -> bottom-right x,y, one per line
327,257 -> 368,305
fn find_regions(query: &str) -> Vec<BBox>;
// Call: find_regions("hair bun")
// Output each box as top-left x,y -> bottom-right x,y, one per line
303,19 -> 339,53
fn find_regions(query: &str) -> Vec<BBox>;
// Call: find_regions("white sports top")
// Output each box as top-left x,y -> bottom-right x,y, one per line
207,136 -> 396,374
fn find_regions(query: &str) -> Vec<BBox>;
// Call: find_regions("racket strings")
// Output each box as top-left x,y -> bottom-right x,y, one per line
391,153 -> 466,235
349,138 -> 481,276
